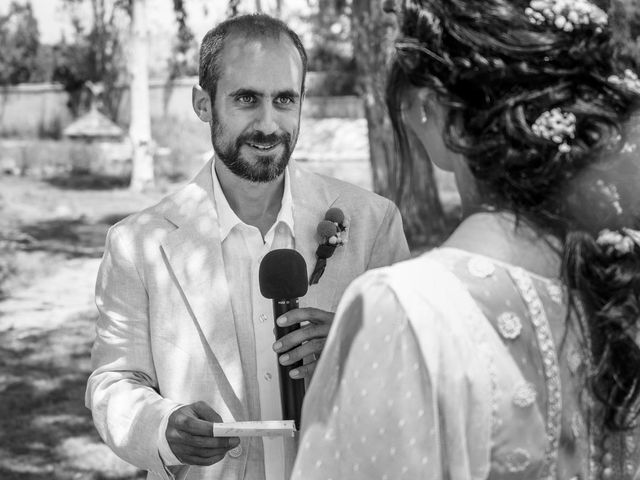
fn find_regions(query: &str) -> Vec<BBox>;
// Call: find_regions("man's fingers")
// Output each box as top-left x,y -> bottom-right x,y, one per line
173,445 -> 231,459
176,452 -> 228,466
290,361 -> 317,380
276,307 -> 333,327
192,401 -> 221,423
168,430 -> 238,449
173,412 -> 213,436
273,323 -> 329,353
279,338 -> 325,366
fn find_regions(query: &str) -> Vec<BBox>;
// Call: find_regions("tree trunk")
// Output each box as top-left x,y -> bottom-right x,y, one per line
350,0 -> 446,247
128,0 -> 154,191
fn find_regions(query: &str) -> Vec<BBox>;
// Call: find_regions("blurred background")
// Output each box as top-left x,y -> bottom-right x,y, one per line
0,0 -> 638,478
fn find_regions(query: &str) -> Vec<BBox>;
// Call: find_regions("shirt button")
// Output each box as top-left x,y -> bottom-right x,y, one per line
258,314 -> 268,324
228,445 -> 243,458
264,372 -> 272,381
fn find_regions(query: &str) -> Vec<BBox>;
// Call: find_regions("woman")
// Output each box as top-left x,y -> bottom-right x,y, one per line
292,0 -> 640,479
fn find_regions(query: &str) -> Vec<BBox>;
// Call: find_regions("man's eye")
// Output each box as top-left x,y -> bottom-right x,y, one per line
237,95 -> 255,104
275,97 -> 294,105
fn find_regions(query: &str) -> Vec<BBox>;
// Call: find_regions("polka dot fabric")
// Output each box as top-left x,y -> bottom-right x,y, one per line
293,280 -> 438,479
293,249 -> 640,480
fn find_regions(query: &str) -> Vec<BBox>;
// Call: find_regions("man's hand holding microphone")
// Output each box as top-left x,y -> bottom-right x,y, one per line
165,248 -> 333,466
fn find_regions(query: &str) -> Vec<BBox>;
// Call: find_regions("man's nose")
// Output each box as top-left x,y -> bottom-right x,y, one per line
254,103 -> 278,135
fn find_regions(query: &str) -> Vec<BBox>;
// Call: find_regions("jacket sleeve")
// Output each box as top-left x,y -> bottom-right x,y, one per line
85,226 -> 187,480
366,200 -> 410,270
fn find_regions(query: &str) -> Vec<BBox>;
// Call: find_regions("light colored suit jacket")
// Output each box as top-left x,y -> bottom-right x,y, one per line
86,159 -> 410,480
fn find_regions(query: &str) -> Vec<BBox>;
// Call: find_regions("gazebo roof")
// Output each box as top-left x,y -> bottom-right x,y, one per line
63,107 -> 124,140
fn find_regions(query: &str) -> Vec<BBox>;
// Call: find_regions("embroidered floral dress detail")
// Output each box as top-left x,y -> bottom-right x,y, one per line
497,311 -> 523,340
510,267 -> 562,480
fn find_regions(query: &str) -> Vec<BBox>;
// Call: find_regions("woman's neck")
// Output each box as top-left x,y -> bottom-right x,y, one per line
442,211 -> 562,279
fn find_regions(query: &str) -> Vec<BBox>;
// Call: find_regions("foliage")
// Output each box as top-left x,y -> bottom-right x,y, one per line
228,0 -> 241,18
52,0 -> 129,121
168,0 -> 198,79
303,0 -> 358,95
0,239 -> 16,299
0,1 -> 44,85
611,0 -> 640,66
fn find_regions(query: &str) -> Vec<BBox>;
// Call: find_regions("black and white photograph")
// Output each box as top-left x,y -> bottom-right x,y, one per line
0,0 -> 639,479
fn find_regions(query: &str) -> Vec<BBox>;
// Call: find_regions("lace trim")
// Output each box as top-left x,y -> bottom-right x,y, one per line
509,267 -> 562,480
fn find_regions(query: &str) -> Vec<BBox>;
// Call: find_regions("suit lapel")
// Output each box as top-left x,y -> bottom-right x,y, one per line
290,161 -> 345,311
160,161 -> 246,419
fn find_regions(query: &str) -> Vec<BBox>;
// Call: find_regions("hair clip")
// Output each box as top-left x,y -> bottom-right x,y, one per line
531,108 -> 576,153
608,69 -> 640,95
525,0 -> 608,33
595,179 -> 623,216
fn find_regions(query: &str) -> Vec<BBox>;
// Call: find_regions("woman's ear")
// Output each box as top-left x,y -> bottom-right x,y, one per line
402,87 -> 457,172
192,85 -> 213,122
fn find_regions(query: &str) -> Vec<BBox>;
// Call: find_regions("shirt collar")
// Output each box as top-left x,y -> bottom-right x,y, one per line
211,160 -> 295,242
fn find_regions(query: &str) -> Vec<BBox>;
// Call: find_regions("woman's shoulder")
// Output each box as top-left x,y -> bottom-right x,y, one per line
340,249 -> 486,336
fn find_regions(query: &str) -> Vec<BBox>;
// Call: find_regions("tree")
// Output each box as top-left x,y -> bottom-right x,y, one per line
168,0 -> 198,79
53,0 -> 128,120
128,0 -> 154,191
228,0 -> 241,17
0,1 -> 41,85
349,0 -> 447,247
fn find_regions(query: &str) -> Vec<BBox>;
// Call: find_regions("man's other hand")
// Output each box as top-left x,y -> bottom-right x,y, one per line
272,307 -> 334,380
166,401 -> 240,466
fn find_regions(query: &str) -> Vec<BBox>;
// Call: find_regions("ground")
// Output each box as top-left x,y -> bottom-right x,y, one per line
0,125 -> 460,479
0,176 -> 160,480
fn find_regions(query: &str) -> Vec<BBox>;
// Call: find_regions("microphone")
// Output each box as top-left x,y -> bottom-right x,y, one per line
259,249 -> 309,429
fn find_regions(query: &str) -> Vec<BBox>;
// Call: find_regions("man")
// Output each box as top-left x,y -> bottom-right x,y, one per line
86,13 -> 409,480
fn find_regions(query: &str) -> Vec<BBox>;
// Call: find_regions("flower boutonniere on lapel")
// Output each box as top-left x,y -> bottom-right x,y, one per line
309,207 -> 348,285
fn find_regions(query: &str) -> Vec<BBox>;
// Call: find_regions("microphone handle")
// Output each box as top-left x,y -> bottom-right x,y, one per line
273,298 -> 306,429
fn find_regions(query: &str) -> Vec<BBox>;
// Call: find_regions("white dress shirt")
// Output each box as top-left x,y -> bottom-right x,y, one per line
158,159 -> 295,480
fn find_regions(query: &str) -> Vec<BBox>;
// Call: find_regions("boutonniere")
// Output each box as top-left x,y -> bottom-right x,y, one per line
309,207 -> 347,285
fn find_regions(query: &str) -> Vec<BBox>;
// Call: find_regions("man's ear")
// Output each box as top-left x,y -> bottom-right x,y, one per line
192,85 -> 213,122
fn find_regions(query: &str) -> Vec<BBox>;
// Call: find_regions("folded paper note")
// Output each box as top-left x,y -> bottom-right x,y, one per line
212,421 -> 296,437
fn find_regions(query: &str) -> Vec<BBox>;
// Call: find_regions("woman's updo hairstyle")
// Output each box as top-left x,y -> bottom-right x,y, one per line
386,0 -> 640,431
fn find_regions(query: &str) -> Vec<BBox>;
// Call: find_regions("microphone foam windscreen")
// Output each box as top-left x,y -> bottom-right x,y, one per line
259,249 -> 309,299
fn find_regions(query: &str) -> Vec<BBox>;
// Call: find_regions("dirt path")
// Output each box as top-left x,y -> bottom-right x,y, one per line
0,255 -> 143,480
0,257 -> 100,332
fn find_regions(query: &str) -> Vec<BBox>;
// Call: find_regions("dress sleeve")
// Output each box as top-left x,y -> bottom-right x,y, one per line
292,273 -> 443,480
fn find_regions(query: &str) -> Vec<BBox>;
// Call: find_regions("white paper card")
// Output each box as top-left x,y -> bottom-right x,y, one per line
212,421 -> 296,437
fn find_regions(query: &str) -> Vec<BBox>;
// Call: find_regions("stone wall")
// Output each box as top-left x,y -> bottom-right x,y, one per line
0,74 -> 364,138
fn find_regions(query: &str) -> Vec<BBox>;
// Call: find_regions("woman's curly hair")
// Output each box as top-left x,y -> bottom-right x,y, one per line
387,0 -> 640,431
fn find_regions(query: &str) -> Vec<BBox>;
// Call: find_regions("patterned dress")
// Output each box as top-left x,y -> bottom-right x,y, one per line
292,248 -> 640,480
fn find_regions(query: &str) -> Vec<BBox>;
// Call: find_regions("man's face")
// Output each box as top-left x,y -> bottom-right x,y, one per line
211,35 -> 303,183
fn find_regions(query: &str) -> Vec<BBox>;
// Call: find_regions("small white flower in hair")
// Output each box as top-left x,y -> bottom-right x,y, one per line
532,108 -> 576,153
623,228 -> 640,246
607,69 -> 640,95
597,229 -> 637,255
595,179 -> 623,216
525,0 -> 608,32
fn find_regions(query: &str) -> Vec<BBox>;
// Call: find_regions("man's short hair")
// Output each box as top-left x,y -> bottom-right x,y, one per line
198,13 -> 308,104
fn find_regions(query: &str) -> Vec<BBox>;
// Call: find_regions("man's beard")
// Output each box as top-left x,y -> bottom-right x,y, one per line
211,118 -> 296,183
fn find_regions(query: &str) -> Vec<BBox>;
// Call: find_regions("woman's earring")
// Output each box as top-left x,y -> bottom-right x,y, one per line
420,105 -> 428,124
